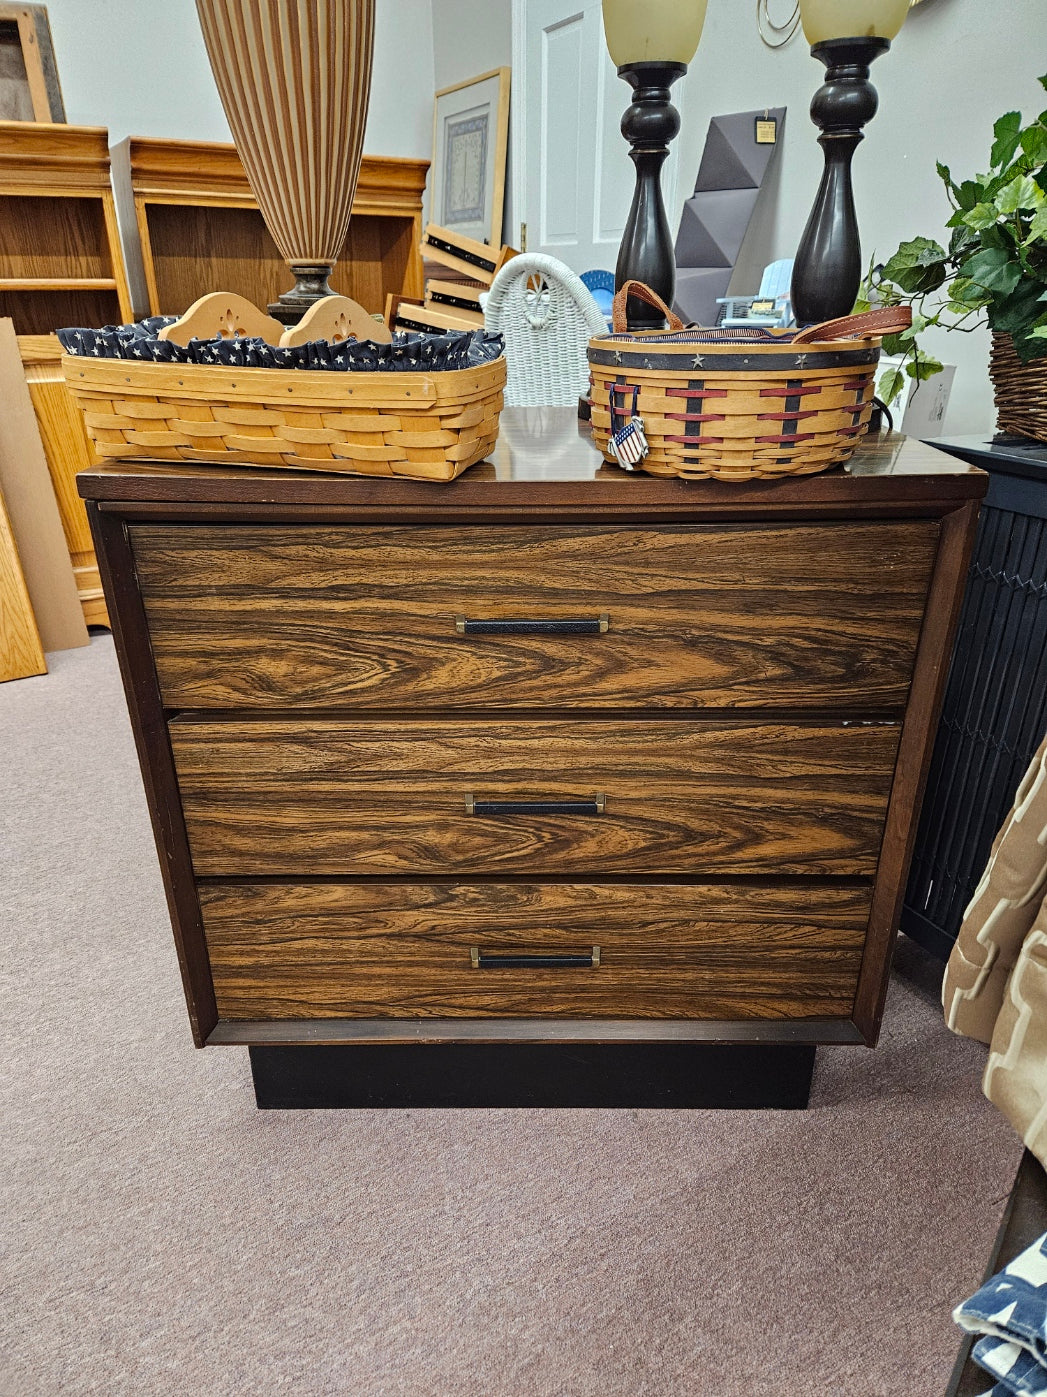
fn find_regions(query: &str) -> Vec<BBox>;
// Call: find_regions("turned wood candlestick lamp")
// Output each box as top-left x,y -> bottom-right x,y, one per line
602,0 -> 708,331
791,0 -> 910,325
196,0 -> 375,326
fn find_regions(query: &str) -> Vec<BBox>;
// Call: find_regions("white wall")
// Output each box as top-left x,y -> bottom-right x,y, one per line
39,0 -> 435,157
675,0 -> 1047,435
33,0 -> 1038,429
431,0 -> 513,243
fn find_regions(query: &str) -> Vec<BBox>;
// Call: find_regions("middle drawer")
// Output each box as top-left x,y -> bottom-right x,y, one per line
170,718 -> 900,877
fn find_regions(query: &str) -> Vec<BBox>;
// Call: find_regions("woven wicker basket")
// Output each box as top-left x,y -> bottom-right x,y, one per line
61,354 -> 506,480
589,282 -> 910,482
990,332 -> 1047,445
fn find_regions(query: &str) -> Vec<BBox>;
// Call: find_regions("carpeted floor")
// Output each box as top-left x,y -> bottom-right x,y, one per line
0,635 -> 1025,1396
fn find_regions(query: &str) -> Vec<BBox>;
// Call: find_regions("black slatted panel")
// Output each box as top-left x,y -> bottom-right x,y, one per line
901,440 -> 1047,960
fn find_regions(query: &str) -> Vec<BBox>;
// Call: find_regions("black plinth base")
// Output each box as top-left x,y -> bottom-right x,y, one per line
249,1042 -> 816,1110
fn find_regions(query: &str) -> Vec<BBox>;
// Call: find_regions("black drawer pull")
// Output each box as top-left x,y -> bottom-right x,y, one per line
470,946 -> 601,970
455,614 -> 609,636
465,793 -> 606,816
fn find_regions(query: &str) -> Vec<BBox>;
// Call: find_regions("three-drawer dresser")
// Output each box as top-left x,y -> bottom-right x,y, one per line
79,408 -> 985,1109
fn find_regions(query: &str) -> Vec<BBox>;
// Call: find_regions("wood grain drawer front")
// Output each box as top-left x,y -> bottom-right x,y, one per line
170,719 -> 900,877
132,522 -> 938,710
200,882 -> 871,1020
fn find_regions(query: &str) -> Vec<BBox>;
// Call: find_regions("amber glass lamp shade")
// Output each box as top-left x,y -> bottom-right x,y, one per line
799,0 -> 910,42
601,0 -> 708,66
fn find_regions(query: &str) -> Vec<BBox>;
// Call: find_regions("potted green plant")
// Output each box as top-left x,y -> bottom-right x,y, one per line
860,74 -> 1047,441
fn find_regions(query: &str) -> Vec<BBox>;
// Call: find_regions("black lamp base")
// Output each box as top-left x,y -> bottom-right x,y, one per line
615,60 -> 687,332
791,36 -> 890,326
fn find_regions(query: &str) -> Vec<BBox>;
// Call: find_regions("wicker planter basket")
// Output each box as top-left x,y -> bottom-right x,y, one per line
990,332 -> 1047,445
61,354 -> 506,480
589,282 -> 911,482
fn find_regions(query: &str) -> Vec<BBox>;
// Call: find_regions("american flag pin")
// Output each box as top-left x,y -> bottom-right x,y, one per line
610,415 -> 649,469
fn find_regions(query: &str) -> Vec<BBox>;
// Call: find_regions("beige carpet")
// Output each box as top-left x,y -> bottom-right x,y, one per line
0,635 -> 1025,1396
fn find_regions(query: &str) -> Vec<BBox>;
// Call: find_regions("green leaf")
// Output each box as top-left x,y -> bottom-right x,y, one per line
1020,122 -> 1047,166
1040,73 -> 1047,93
948,224 -> 981,261
986,276 -> 1046,334
877,367 -> 905,406
882,236 -> 948,294
1010,324 -> 1047,361
991,111 -> 1023,169
880,333 -> 910,357
948,275 -> 992,309
963,202 -> 1000,230
960,246 -> 1022,295
1028,324 -> 1047,339
955,180 -> 982,212
1026,205 -> 1047,243
996,174 -> 1045,214
896,313 -> 931,345
978,222 -> 1012,253
936,159 -> 954,191
906,353 -> 945,382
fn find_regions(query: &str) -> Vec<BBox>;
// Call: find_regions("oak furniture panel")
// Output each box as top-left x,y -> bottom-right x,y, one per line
171,718 -> 899,877
201,881 -> 870,1020
18,333 -> 106,625
110,137 -> 428,319
0,123 -> 132,334
132,519 -> 938,711
0,317 -> 86,651
0,484 -> 45,681
79,416 -> 984,1076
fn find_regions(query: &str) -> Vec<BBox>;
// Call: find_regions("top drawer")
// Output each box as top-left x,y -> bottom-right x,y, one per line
131,521 -> 938,711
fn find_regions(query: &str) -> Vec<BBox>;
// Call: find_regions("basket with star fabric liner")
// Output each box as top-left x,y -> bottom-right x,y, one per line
588,282 -> 911,482
59,310 -> 506,482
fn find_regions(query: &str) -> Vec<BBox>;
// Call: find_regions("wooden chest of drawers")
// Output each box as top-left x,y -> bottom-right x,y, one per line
79,410 -> 984,1107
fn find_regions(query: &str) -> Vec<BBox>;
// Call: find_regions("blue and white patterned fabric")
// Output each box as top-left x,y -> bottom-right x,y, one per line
973,1336 -> 1047,1395
955,1231 -> 1047,1395
56,320 -> 504,374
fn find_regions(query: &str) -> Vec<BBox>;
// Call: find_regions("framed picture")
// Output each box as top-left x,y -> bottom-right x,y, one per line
431,66 -> 510,248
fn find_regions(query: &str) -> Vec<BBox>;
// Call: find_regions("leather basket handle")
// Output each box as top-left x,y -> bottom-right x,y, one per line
792,305 -> 913,344
611,280 -> 685,335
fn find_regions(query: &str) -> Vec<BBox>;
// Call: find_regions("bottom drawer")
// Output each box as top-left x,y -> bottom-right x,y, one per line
200,882 -> 870,1021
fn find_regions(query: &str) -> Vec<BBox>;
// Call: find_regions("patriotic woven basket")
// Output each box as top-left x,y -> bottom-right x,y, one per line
588,281 -> 911,482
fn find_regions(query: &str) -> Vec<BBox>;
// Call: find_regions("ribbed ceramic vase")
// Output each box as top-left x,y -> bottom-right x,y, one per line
196,0 -> 375,323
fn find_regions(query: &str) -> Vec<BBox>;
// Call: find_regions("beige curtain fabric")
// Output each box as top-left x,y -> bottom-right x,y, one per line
943,733 -> 1047,1167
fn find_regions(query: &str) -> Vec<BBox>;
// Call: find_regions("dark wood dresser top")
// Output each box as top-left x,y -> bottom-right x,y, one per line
78,408 -> 986,512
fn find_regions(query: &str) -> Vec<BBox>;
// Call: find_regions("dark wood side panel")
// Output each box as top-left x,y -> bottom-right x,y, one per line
169,718 -> 901,877
854,498 -> 983,1041
201,881 -> 869,1020
86,504 -> 217,1046
130,521 -> 939,711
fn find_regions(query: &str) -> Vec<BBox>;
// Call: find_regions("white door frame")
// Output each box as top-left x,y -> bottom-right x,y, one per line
510,0 -> 683,259
510,0 -> 529,251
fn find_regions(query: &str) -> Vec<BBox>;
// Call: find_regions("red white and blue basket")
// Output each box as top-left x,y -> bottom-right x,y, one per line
588,281 -> 911,482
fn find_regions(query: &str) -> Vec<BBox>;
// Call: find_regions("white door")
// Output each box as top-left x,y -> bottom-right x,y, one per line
512,0 -> 684,275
